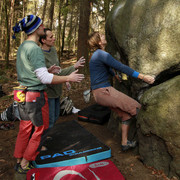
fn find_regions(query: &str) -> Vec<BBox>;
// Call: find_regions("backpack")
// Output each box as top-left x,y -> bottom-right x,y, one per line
78,104 -> 111,124
0,102 -> 20,121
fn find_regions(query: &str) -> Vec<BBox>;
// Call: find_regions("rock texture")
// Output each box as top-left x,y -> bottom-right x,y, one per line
137,76 -> 180,177
106,0 -> 180,178
106,0 -> 180,76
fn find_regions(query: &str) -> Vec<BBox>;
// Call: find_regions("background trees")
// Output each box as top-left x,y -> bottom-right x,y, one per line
0,0 -> 116,69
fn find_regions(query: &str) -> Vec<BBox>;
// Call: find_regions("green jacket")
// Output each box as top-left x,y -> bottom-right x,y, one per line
43,46 -> 75,98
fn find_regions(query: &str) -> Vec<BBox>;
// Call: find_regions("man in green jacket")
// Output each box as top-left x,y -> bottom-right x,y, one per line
39,28 -> 85,129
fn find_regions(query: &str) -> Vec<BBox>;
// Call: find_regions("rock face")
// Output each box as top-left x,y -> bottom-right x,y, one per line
106,0 -> 180,178
137,76 -> 180,178
106,0 -> 180,77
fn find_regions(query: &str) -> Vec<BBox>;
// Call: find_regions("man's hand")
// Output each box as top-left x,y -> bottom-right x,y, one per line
48,64 -> 61,74
67,69 -> 85,82
74,56 -> 86,69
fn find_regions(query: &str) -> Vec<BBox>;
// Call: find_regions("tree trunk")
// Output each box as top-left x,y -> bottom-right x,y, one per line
0,1 -> 4,59
104,0 -> 111,21
0,1 -> 2,25
9,0 -> 15,59
3,0 -> 10,68
61,15 -> 67,56
42,0 -> 47,22
49,0 -> 55,29
67,7 -> 73,58
34,0 -> 37,15
77,0 -> 91,71
58,0 -> 64,60
61,0 -> 69,56
21,0 -> 27,44
73,4 -> 80,54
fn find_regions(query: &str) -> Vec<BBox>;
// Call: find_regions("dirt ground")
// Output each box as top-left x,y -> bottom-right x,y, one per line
0,59 -> 173,180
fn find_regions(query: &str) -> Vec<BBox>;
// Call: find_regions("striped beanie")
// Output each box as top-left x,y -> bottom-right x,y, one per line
12,15 -> 42,39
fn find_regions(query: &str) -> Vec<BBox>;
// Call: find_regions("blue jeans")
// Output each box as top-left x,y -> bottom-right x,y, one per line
48,97 -> 60,129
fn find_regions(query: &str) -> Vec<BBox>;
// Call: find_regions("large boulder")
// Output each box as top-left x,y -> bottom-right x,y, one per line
106,0 -> 180,178
106,0 -> 180,73
106,0 -> 180,96
137,76 -> 180,178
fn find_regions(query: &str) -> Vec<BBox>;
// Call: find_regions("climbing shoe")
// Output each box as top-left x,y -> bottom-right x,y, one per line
17,162 -> 34,174
121,140 -> 137,151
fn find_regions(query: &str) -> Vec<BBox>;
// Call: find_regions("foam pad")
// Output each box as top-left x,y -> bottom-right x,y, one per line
33,120 -> 111,168
27,160 -> 125,180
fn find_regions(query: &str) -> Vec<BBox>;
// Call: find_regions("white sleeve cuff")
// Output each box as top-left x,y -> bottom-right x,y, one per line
34,67 -> 53,84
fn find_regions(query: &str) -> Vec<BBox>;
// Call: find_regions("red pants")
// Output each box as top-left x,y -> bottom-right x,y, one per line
14,91 -> 49,161
92,86 -> 141,121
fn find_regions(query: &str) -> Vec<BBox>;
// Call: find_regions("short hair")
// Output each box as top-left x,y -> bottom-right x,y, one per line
39,28 -> 51,44
87,32 -> 102,51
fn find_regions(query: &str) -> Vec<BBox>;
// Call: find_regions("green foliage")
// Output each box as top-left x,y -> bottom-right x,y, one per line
0,0 -> 117,60
61,6 -> 69,16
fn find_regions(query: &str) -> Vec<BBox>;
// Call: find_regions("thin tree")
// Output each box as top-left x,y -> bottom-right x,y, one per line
0,1 -> 5,59
77,0 -> 91,70
104,0 -> 111,21
49,0 -> 55,29
0,1 -> 3,26
3,0 -> 10,68
9,0 -> 15,59
73,12 -> 79,53
67,5 -> 74,58
21,0 -> 27,44
34,0 -> 38,15
57,0 -> 64,59
42,0 -> 48,22
61,0 -> 69,56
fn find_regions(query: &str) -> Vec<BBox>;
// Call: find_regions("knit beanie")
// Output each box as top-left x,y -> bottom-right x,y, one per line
12,15 -> 42,39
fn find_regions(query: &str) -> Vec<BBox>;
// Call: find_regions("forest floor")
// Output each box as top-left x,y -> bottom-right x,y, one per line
0,58 -> 176,180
